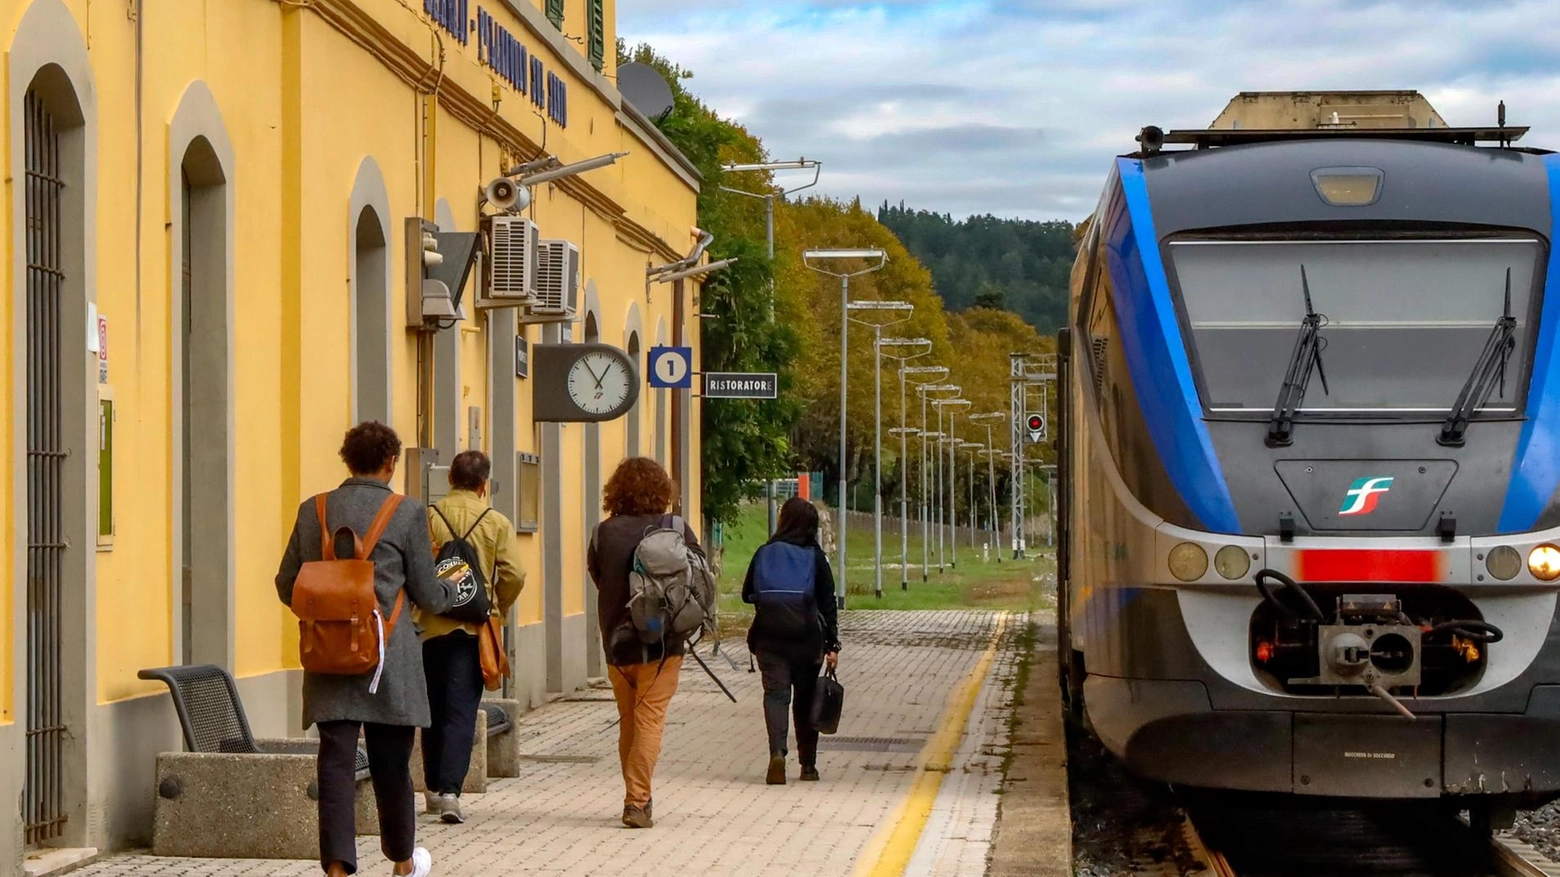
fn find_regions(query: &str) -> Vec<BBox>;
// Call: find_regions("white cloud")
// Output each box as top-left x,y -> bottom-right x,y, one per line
620,0 -> 1560,221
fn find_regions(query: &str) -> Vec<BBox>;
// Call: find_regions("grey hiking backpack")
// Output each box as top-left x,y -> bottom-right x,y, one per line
627,515 -> 716,646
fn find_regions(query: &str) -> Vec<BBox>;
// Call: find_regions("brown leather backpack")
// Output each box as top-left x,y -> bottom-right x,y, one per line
291,493 -> 405,692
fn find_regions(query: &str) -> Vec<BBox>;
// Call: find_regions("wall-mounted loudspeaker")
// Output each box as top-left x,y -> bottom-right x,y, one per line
484,177 -> 530,213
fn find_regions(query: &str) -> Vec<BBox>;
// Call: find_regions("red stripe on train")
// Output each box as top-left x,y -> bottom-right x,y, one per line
1295,549 -> 1442,583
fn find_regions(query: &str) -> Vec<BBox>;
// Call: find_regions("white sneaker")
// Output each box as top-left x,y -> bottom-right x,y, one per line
407,847 -> 432,877
422,792 -> 439,815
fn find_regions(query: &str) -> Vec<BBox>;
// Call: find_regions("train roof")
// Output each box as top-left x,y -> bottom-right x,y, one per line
1130,137 -> 1555,238
1160,126 -> 1534,150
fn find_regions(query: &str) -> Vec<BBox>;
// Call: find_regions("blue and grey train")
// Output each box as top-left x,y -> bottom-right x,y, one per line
1056,114 -> 1560,827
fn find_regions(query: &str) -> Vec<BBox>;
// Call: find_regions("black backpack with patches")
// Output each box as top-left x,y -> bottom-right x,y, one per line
432,506 -> 494,625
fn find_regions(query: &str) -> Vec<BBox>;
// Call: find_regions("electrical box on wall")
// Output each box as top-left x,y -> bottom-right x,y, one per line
517,451 -> 540,533
426,465 -> 452,506
97,384 -> 114,550
404,447 -> 440,501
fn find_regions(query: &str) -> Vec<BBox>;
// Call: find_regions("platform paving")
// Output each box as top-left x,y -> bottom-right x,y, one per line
74,610 -> 1029,877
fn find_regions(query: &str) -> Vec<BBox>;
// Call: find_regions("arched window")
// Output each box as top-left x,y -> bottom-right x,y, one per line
353,205 -> 390,424
625,331 -> 641,457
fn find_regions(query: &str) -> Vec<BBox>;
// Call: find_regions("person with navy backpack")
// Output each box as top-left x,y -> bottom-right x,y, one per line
743,497 -> 841,785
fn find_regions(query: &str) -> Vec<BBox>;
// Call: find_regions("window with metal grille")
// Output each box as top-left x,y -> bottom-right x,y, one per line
546,0 -> 563,29
587,0 -> 605,71
24,87 -> 68,847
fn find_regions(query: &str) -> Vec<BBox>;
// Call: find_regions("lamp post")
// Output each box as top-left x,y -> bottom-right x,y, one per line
722,159 -> 821,536
903,370 -> 950,587
969,412 -> 1006,562
847,307 -> 916,599
804,249 -> 888,609
877,344 -> 933,592
962,442 -> 984,551
933,398 -> 971,569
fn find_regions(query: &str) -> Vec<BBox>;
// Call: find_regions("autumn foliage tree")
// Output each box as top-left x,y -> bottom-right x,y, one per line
624,43 -> 1055,527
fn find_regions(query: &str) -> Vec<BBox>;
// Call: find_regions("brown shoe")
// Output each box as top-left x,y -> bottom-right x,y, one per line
622,805 -> 653,829
767,754 -> 787,785
800,766 -> 820,782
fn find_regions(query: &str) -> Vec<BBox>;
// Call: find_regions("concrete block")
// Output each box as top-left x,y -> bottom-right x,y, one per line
152,750 -> 377,860
410,709 -> 488,794
485,699 -> 521,778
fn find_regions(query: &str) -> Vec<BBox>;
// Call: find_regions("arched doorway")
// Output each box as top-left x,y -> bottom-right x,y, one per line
20,63 -> 90,851
177,135 -> 232,667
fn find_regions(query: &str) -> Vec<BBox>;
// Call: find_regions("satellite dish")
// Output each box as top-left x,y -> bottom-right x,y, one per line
618,63 -> 675,121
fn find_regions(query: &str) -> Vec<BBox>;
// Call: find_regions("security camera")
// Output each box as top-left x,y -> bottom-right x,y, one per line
483,177 -> 530,212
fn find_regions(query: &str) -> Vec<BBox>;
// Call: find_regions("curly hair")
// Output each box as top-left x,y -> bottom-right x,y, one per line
339,421 -> 401,476
602,457 -> 675,517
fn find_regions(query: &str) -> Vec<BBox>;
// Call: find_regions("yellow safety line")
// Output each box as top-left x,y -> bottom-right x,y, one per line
852,612 -> 1011,877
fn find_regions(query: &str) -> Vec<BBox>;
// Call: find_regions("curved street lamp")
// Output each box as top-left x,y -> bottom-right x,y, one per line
804,249 -> 888,608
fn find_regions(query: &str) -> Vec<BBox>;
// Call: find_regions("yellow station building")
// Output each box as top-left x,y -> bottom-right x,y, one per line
0,0 -> 704,868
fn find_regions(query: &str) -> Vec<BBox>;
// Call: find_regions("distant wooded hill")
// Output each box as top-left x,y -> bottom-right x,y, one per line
877,203 -> 1076,336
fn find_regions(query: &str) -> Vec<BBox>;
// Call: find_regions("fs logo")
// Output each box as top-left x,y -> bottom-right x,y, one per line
1339,477 -> 1394,517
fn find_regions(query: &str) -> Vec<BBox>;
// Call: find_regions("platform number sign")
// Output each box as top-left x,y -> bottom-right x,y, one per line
648,346 -> 693,389
1027,413 -> 1046,443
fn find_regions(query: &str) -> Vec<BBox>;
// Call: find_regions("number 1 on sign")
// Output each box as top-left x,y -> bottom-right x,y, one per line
655,351 -> 688,385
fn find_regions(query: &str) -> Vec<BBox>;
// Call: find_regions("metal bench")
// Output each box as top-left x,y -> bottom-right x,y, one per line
138,664 -> 379,860
409,699 -> 522,793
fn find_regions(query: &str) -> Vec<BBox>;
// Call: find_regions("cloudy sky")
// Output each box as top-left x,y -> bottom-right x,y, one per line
617,0 -> 1560,222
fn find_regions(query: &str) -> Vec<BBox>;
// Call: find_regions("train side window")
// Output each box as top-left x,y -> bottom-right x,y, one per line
1083,243 -> 1114,407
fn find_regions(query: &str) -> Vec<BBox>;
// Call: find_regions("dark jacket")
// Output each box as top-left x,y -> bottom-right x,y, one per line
275,478 -> 457,729
742,535 -> 840,661
587,513 -> 706,667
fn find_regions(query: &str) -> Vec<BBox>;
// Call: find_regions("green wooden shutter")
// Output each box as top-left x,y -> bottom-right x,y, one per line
587,0 -> 605,71
546,0 -> 564,29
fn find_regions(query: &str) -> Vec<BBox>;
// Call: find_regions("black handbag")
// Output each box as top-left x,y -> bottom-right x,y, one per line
811,666 -> 844,735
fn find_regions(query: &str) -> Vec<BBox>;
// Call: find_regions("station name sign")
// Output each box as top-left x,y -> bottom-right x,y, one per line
423,0 -> 569,127
704,373 -> 778,399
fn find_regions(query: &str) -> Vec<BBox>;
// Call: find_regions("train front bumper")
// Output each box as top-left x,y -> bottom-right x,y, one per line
1086,675 -> 1560,799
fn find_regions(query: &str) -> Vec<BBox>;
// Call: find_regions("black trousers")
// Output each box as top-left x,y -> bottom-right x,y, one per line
755,650 -> 823,766
422,632 -> 485,794
317,720 -> 416,875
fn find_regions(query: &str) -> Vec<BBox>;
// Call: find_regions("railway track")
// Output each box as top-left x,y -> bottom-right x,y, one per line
1181,804 -> 1560,877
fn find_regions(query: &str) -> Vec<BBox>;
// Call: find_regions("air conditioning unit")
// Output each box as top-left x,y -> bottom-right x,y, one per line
479,215 -> 539,308
525,239 -> 579,323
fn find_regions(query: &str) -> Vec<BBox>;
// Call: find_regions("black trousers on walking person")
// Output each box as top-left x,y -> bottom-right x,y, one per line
422,631 -> 485,794
317,720 -> 416,874
755,651 -> 823,766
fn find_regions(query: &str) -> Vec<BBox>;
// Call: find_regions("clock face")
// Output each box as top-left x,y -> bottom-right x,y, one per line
567,351 -> 631,416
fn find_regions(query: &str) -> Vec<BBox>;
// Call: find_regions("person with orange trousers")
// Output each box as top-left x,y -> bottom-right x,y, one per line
586,457 -> 705,829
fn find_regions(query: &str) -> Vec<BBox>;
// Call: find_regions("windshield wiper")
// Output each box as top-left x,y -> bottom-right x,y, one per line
1438,268 -> 1517,447
1266,265 -> 1330,448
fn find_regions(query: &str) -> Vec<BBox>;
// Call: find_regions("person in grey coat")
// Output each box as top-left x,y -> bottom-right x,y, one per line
276,422 -> 456,877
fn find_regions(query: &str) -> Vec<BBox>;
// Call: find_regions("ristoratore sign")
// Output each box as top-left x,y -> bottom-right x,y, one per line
703,373 -> 778,399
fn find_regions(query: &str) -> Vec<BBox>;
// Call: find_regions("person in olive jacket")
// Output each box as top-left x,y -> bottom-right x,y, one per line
275,422 -> 456,877
743,497 -> 841,785
419,450 -> 526,824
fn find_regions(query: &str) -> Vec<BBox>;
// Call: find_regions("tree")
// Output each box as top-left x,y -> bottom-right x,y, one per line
619,42 -> 797,526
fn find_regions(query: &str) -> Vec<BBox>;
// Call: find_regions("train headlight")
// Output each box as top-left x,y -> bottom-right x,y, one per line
1169,542 -> 1208,582
1214,545 -> 1251,580
1486,545 -> 1522,581
1529,545 -> 1560,581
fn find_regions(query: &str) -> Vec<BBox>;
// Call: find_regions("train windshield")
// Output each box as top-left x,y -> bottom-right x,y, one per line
1169,237 -> 1546,416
